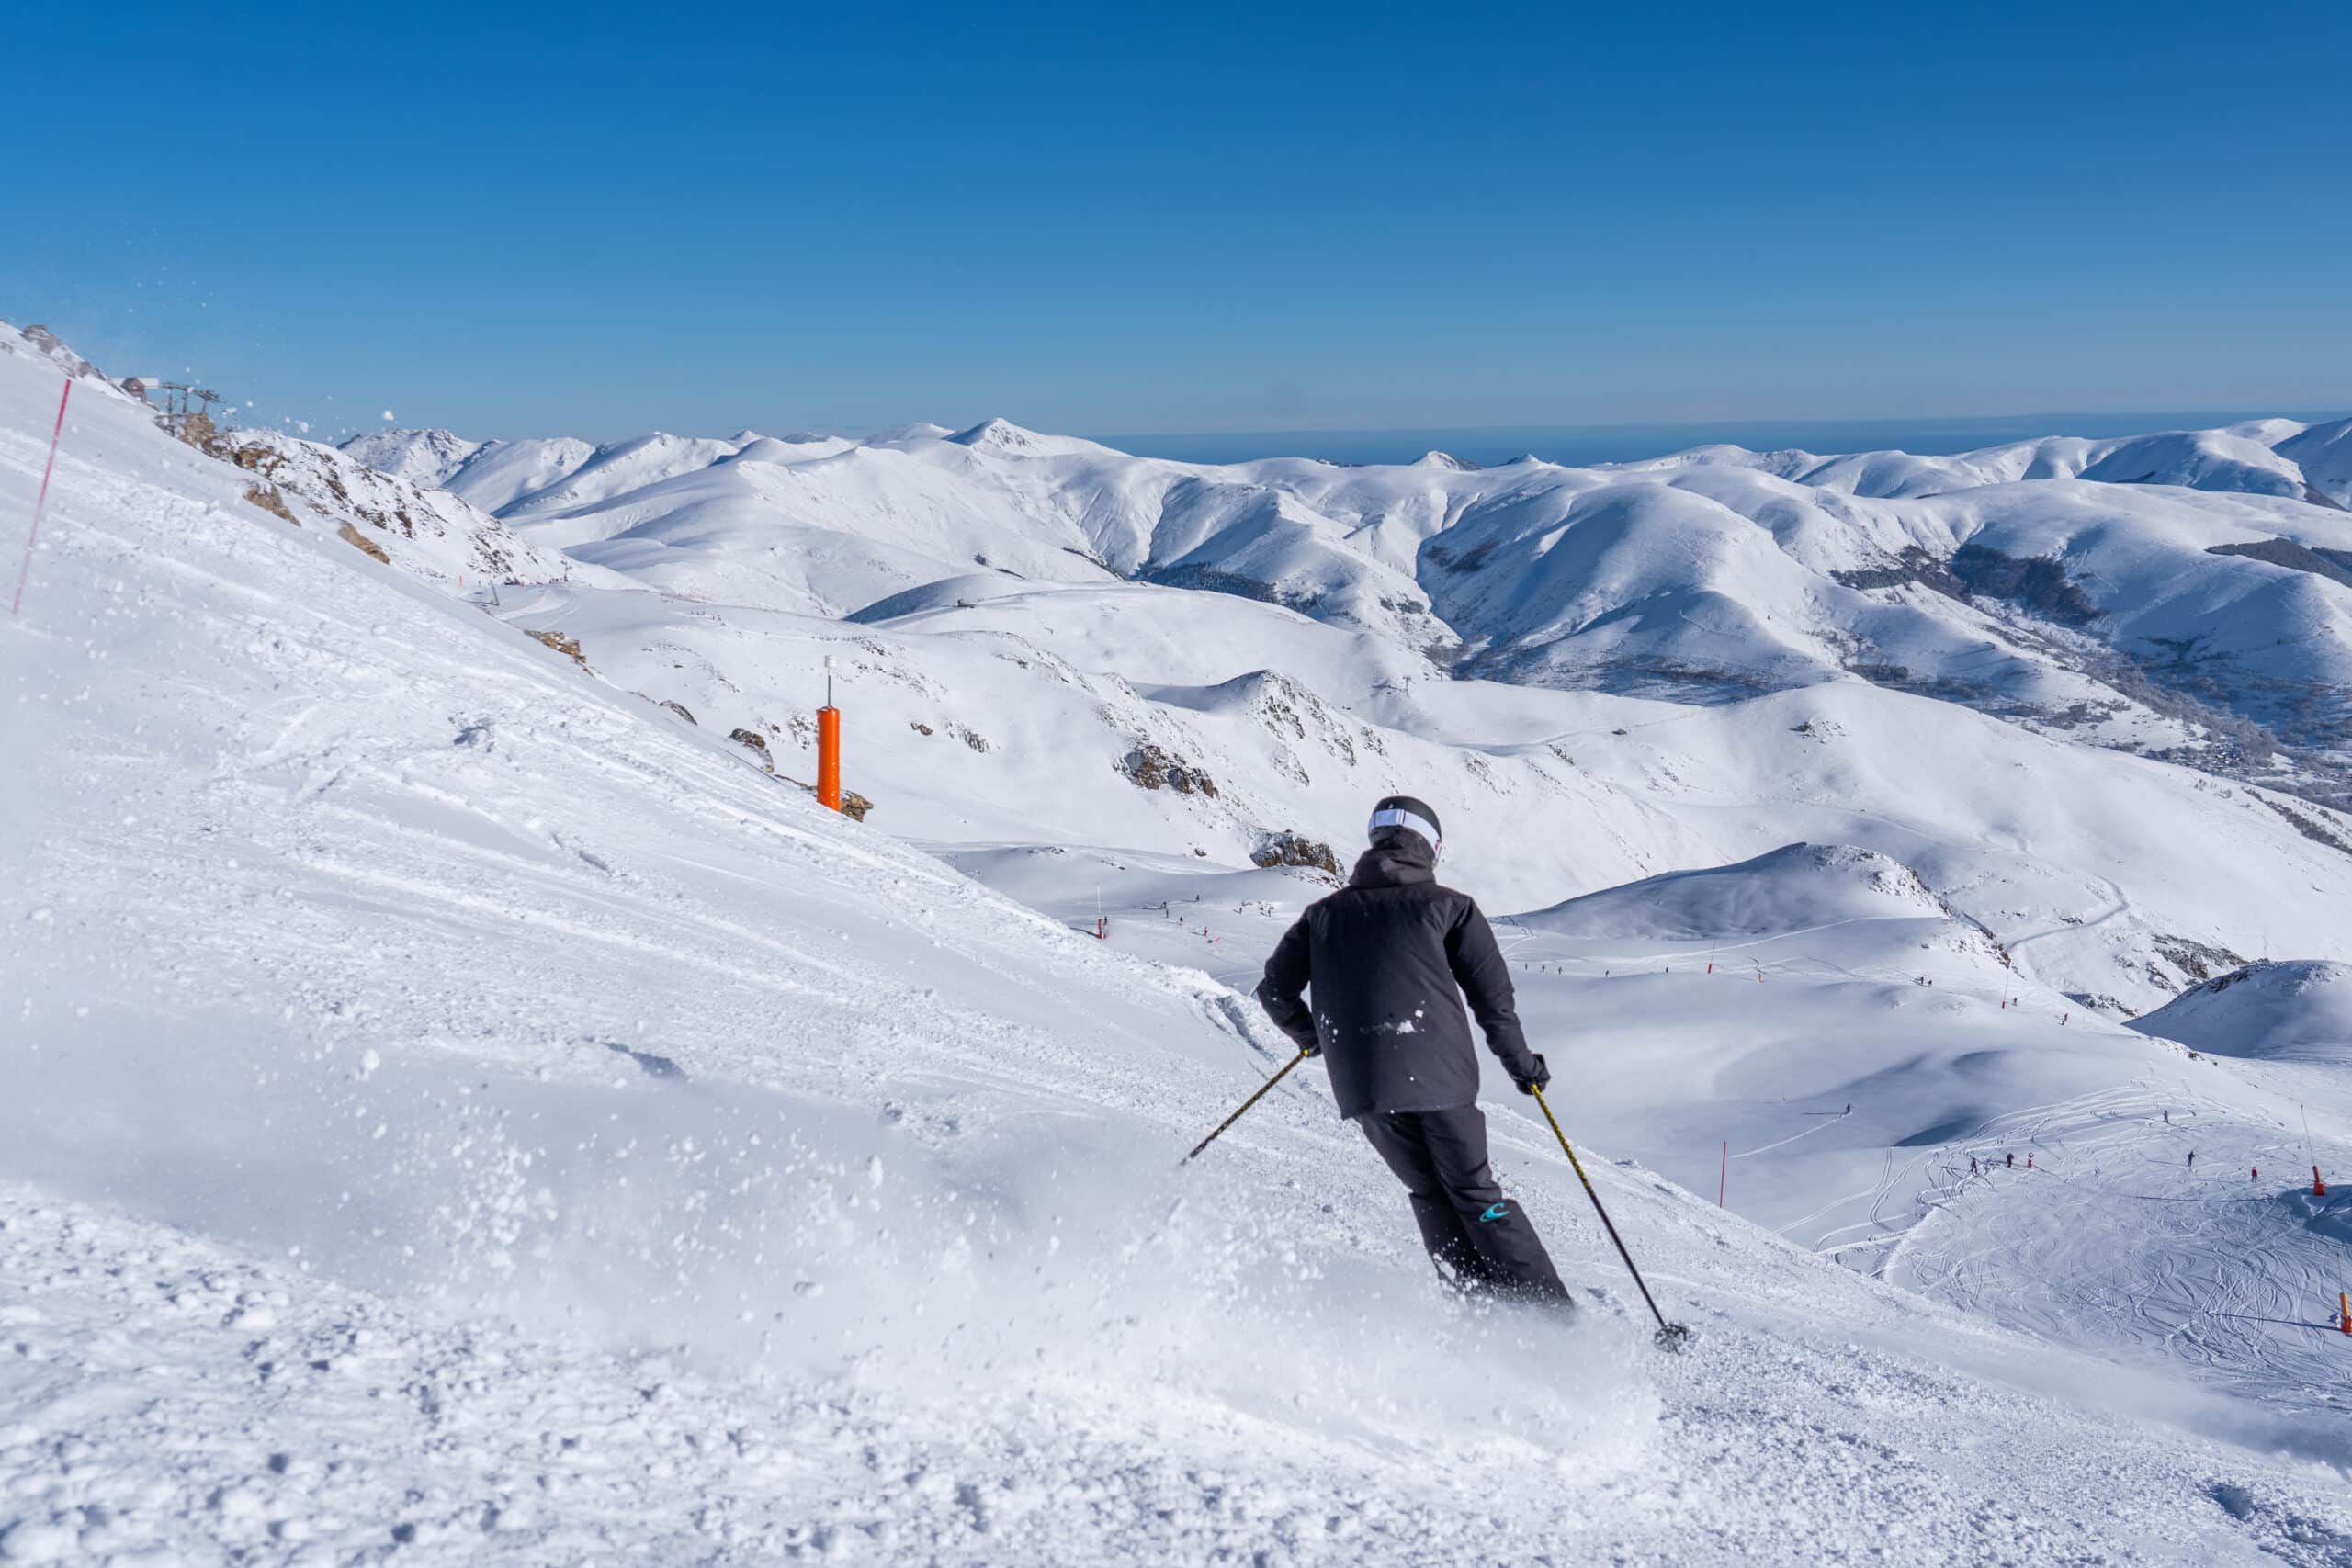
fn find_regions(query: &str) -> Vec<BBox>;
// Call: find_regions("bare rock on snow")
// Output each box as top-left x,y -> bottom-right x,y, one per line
20,323 -> 95,380
729,728 -> 774,770
2152,933 -> 2246,987
1251,829 -> 1340,879
243,484 -> 298,525
633,692 -> 698,725
526,628 -> 589,668
1118,741 -> 1217,798
337,522 -> 391,565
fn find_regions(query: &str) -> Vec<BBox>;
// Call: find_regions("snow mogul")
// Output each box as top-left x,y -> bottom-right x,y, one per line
1254,795 -> 1573,1307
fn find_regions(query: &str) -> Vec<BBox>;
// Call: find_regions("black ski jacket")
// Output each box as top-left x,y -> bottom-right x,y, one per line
1254,830 -> 1537,1119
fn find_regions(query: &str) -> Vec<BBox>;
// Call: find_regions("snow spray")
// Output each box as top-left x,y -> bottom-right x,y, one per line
10,376 -> 70,616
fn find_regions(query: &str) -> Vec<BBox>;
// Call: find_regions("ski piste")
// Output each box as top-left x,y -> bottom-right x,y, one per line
10,319 -> 2352,1562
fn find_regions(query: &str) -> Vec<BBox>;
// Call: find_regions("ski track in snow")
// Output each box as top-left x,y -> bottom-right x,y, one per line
1887,1076 -> 2352,1414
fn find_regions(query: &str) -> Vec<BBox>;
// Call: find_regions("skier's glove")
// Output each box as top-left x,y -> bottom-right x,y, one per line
1512,1053 -> 1551,1095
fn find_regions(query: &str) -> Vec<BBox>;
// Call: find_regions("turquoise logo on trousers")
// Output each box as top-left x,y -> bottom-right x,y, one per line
1478,1202 -> 1510,1223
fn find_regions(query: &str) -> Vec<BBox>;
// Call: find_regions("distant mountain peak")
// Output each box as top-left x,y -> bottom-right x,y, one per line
950,417 -> 1051,453
342,426 -> 473,449
945,417 -> 1113,459
338,427 -> 484,489
1413,450 -> 1480,471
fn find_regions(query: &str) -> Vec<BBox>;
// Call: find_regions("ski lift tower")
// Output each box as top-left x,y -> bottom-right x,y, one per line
157,382 -> 225,441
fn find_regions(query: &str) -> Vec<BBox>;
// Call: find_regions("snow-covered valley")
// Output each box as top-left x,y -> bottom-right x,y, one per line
9,318 -> 2352,1563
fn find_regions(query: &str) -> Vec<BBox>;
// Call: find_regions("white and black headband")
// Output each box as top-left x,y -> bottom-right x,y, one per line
1368,805 -> 1442,859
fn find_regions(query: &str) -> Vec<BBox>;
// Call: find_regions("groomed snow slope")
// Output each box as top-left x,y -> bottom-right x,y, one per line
1518,841 -> 1992,943
1023,829 -> 2352,1460
14,337 -> 2352,1562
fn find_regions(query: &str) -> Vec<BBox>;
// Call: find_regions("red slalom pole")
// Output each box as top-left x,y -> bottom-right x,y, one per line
10,378 -> 71,616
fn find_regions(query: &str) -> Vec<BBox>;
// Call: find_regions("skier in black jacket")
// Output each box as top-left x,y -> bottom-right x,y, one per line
1255,795 -> 1571,1305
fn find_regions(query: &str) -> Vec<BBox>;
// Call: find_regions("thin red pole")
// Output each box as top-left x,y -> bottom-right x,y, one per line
11,378 -> 71,616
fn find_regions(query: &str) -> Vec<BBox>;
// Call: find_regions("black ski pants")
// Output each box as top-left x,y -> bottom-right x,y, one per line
1358,1104 -> 1570,1302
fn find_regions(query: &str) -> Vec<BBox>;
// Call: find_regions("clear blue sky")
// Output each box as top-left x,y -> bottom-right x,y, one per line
9,0 -> 2348,442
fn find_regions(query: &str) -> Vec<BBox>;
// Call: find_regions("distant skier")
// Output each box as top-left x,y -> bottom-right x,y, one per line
2163,1111 -> 2169,1124
2188,1150 -> 2195,1169
1970,1156 -> 1979,1175
2005,1152 -> 2014,1169
1256,795 -> 1571,1307
2027,1153 -> 2034,1169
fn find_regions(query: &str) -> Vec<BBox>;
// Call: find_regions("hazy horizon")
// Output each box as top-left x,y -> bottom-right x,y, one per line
1093,409 -> 2352,468
314,405 -> 2352,471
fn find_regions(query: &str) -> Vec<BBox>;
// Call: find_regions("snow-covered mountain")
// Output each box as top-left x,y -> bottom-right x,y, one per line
13,320 -> 2352,1562
213,426 -> 587,588
334,404 -> 2352,1015
2133,960 -> 2352,1062
336,424 -> 482,489
353,410 -> 2352,782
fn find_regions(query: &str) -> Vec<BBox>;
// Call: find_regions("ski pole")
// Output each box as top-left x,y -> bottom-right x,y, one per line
1185,1048 -> 1309,1162
1531,1086 -> 1692,1353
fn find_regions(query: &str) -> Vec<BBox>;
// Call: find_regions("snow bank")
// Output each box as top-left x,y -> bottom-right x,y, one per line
2130,960 -> 2352,1061
1520,842 -> 1956,942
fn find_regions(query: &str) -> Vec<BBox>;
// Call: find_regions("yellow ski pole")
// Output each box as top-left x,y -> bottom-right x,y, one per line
1532,1086 -> 1692,1352
1185,1049 -> 1309,1162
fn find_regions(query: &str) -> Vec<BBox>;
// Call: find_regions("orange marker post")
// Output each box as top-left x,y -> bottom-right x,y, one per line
2316,1166 -> 2328,1198
2341,1292 -> 2350,1336
817,708 -> 842,810
816,654 -> 842,812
